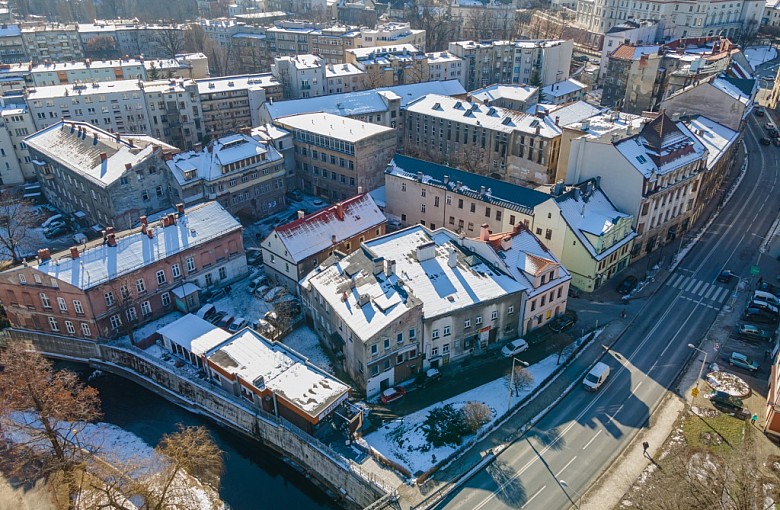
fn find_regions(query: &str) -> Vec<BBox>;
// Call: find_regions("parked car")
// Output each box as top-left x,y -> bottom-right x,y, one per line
748,298 -> 779,315
264,286 -> 286,302
312,199 -> 324,206
708,391 -> 750,419
227,317 -> 248,333
44,225 -> 68,238
72,232 -> 88,244
716,270 -> 734,283
617,275 -> 638,295
548,312 -> 577,333
501,338 -> 530,357
729,352 -> 759,374
196,303 -> 217,321
756,108 -> 766,117
766,121 -> 776,130
757,281 -> 780,297
761,137 -> 772,146
286,190 -> 303,201
380,386 -> 406,404
567,286 -> 580,298
41,214 -> 64,229
218,314 -> 235,330
248,276 -> 269,294
425,368 -> 441,382
246,248 -> 263,266
742,307 -> 779,325
253,285 -> 271,299
736,323 -> 772,342
209,311 -> 227,325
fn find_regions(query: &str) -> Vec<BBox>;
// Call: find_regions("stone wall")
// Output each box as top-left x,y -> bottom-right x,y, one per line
1,329 -> 387,510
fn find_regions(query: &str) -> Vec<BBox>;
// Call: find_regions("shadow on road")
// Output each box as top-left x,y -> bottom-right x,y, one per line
486,459 -> 526,507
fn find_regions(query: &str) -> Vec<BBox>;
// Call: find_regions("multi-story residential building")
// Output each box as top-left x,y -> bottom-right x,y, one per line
261,193 -> 386,292
26,121 -> 180,230
599,20 -> 661,80
383,154 -> 567,258
166,133 -> 286,220
403,93 -> 564,185
325,62 -> 366,95
309,25 -> 362,64
301,223 -> 570,396
273,53 -> 369,99
113,23 -> 186,60
601,44 -> 664,113
541,79 -> 588,105
565,112 -> 707,258
355,22 -> 426,51
232,30 -> 271,75
551,179 -> 636,292
142,79 -> 204,151
0,101 -> 36,184
346,45 -> 430,88
274,112 -> 396,200
574,0 -> 763,39
468,84 -> 539,112
448,39 -> 573,91
250,123 -> 296,186
425,51 -> 466,88
265,21 -> 362,63
0,201 -> 247,340
0,24 -> 26,64
661,73 -> 756,132
196,74 -> 282,139
21,24 -> 84,64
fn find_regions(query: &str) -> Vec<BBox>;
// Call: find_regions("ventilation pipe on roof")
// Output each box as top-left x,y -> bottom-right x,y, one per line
125,163 -> 132,170
331,234 -> 337,244
447,248 -> 457,268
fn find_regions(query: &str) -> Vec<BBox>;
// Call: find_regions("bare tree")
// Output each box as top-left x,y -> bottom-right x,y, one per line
505,364 -> 533,398
462,401 -> 492,432
0,189 -> 37,266
549,333 -> 571,365
154,27 -> 186,60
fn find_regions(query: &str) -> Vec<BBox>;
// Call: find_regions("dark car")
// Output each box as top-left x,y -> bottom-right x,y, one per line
709,391 -> 750,419
716,270 -> 733,283
44,225 -> 68,238
617,275 -> 638,295
757,281 -> 780,297
209,311 -> 228,325
756,108 -> 766,117
549,311 -> 577,333
761,137 -> 772,146
567,287 -> 581,298
742,307 -> 779,325
736,323 -> 773,342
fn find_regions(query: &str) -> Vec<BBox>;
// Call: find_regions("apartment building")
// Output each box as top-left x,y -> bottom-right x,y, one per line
355,22 -> 426,51
265,21 -> 361,63
565,112 -> 707,258
468,84 -> 539,112
261,193 -> 386,292
26,121 -> 179,230
448,39 -> 573,91
196,74 -> 282,138
541,79 -> 587,105
403,93 -> 564,185
21,24 -> 84,64
601,44 -> 664,114
426,51 -> 466,88
0,201 -> 247,340
0,24 -> 26,64
274,112 -> 396,200
661,73 -> 756,132
166,133 -> 286,220
599,20 -> 661,80
272,54 -> 366,99
346,45 -> 430,88
0,101 -> 36,184
301,223 -> 570,396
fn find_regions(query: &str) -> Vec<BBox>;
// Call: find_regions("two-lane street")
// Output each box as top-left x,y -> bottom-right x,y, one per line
438,115 -> 780,510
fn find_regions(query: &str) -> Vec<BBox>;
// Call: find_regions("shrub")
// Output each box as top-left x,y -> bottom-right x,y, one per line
462,401 -> 492,433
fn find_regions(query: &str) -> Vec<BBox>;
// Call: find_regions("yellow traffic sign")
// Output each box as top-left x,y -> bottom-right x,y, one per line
691,387 -> 699,397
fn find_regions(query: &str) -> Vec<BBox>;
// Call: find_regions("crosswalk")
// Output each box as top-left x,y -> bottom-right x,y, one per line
666,273 -> 732,309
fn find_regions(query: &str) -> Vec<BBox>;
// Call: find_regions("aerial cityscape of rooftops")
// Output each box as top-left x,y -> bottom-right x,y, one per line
1,0 -> 780,507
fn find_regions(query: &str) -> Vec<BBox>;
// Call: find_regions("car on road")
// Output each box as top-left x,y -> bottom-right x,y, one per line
756,108 -> 766,117
380,386 -> 406,404
729,352 -> 759,374
501,338 -> 529,357
548,312 -> 577,333
766,121 -> 776,130
616,275 -> 638,295
716,270 -> 734,283
742,307 -> 779,325
761,137 -> 772,145
736,323 -> 773,342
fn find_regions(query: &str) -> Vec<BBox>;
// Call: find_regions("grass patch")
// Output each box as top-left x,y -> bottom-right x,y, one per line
682,412 -> 746,453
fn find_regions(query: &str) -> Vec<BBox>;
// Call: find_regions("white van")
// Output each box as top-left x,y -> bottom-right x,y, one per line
753,290 -> 780,307
41,214 -> 64,229
583,362 -> 610,391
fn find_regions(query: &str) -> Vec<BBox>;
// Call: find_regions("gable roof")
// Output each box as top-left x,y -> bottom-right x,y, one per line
640,113 -> 685,152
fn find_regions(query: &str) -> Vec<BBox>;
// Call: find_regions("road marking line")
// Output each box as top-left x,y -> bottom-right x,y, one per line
704,285 -> 716,299
697,283 -> 709,296
684,279 -> 697,292
691,281 -> 704,294
633,381 -> 643,392
582,430 -> 602,450
521,485 -> 547,509
606,404 -> 624,426
673,276 -> 688,289
555,456 -> 577,477
668,274 -> 682,287
716,288 -> 729,302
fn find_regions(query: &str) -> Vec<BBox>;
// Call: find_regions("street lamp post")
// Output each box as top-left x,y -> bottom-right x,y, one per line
507,356 -> 530,413
559,479 -> 582,509
687,343 -> 708,407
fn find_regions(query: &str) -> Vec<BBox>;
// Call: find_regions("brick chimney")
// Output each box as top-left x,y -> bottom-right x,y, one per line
147,227 -> 154,239
125,163 -> 132,170
99,152 -> 107,162
176,203 -> 185,217
168,213 -> 177,226
140,215 -> 147,234
107,233 -> 117,247
480,223 -> 490,241
70,246 -> 79,259
500,235 -> 512,251
37,248 -> 51,262
336,202 -> 344,221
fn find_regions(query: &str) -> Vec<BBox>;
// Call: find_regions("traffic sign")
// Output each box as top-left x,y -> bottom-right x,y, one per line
751,265 -> 761,277
691,387 -> 699,398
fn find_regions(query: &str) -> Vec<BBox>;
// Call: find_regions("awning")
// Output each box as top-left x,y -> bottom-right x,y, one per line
171,282 -> 200,298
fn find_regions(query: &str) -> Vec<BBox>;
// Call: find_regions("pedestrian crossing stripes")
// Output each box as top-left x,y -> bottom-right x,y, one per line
666,273 -> 731,307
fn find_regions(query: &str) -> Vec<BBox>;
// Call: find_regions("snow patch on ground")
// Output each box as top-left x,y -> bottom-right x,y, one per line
281,325 -> 334,374
362,354 -> 560,474
745,46 -> 777,70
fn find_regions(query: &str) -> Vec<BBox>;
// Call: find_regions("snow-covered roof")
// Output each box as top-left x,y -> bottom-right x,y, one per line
326,62 -> 363,78
269,193 -> 385,263
542,101 -> 602,128
425,51 -> 463,63
158,313 -> 231,356
276,54 -> 323,70
24,120 -> 173,188
26,78 -> 146,99
167,133 -> 283,186
710,75 -> 755,106
685,115 -> 739,170
34,201 -> 241,290
0,24 -> 20,37
541,78 -> 587,99
555,181 -> 636,261
250,123 -> 291,143
347,44 -> 421,59
468,84 -> 538,105
263,80 -> 466,120
406,94 -> 562,138
196,73 -> 279,94
274,112 -> 394,142
207,328 -> 350,419
564,110 -> 647,139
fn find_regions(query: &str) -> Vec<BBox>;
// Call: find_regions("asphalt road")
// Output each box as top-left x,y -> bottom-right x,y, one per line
437,116 -> 780,510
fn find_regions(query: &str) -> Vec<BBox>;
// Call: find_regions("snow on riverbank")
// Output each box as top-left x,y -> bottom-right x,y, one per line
362,354 -> 561,475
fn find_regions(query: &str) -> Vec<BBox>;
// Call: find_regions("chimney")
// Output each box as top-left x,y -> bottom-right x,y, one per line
555,116 -> 560,126
107,233 -> 117,247
147,227 -> 154,239
447,248 -> 457,268
140,215 -> 147,227
480,223 -> 490,241
99,152 -> 108,162
535,124 -> 541,135
336,202 -> 344,221
125,163 -> 132,171
357,186 -> 363,194
115,133 -> 121,142
176,203 -> 185,217
106,226 -> 115,235
193,142 -> 203,152
70,246 -> 79,259
162,215 -> 171,228
37,248 -> 51,262
443,174 -> 449,185
297,210 -> 305,220
384,259 -> 395,277
480,185 -> 486,196
372,256 -> 384,275
417,171 -> 423,182
331,234 -> 337,244
500,235 -> 512,251
167,213 -> 177,226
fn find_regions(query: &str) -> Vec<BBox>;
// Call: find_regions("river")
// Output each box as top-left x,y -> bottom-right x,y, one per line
79,366 -> 339,510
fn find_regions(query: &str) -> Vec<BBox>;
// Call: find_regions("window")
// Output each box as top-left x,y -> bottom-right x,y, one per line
384,338 -> 390,350
136,279 -> 146,293
531,299 -> 536,311
40,293 -> 51,308
48,316 -> 59,331
141,300 -> 152,316
371,344 -> 378,356
156,270 -> 166,285
104,291 -> 115,307
432,347 -> 439,356
65,321 -> 75,334
421,204 -> 426,213
171,264 -> 181,279
464,319 -> 471,329
126,306 -> 137,322
432,329 -> 439,339
57,297 -> 67,312
218,267 -> 227,279
109,315 -> 122,330
443,343 -> 450,354
397,333 -> 403,344
186,257 -> 195,272
491,310 -> 498,320
508,305 -> 514,315
120,285 -> 130,300
444,325 -> 451,336
18,274 -> 26,284
545,229 -> 552,240
409,328 -> 416,339
476,315 -> 483,325
161,293 -> 171,307
397,354 -> 404,365
81,323 -> 91,336
73,300 -> 84,314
